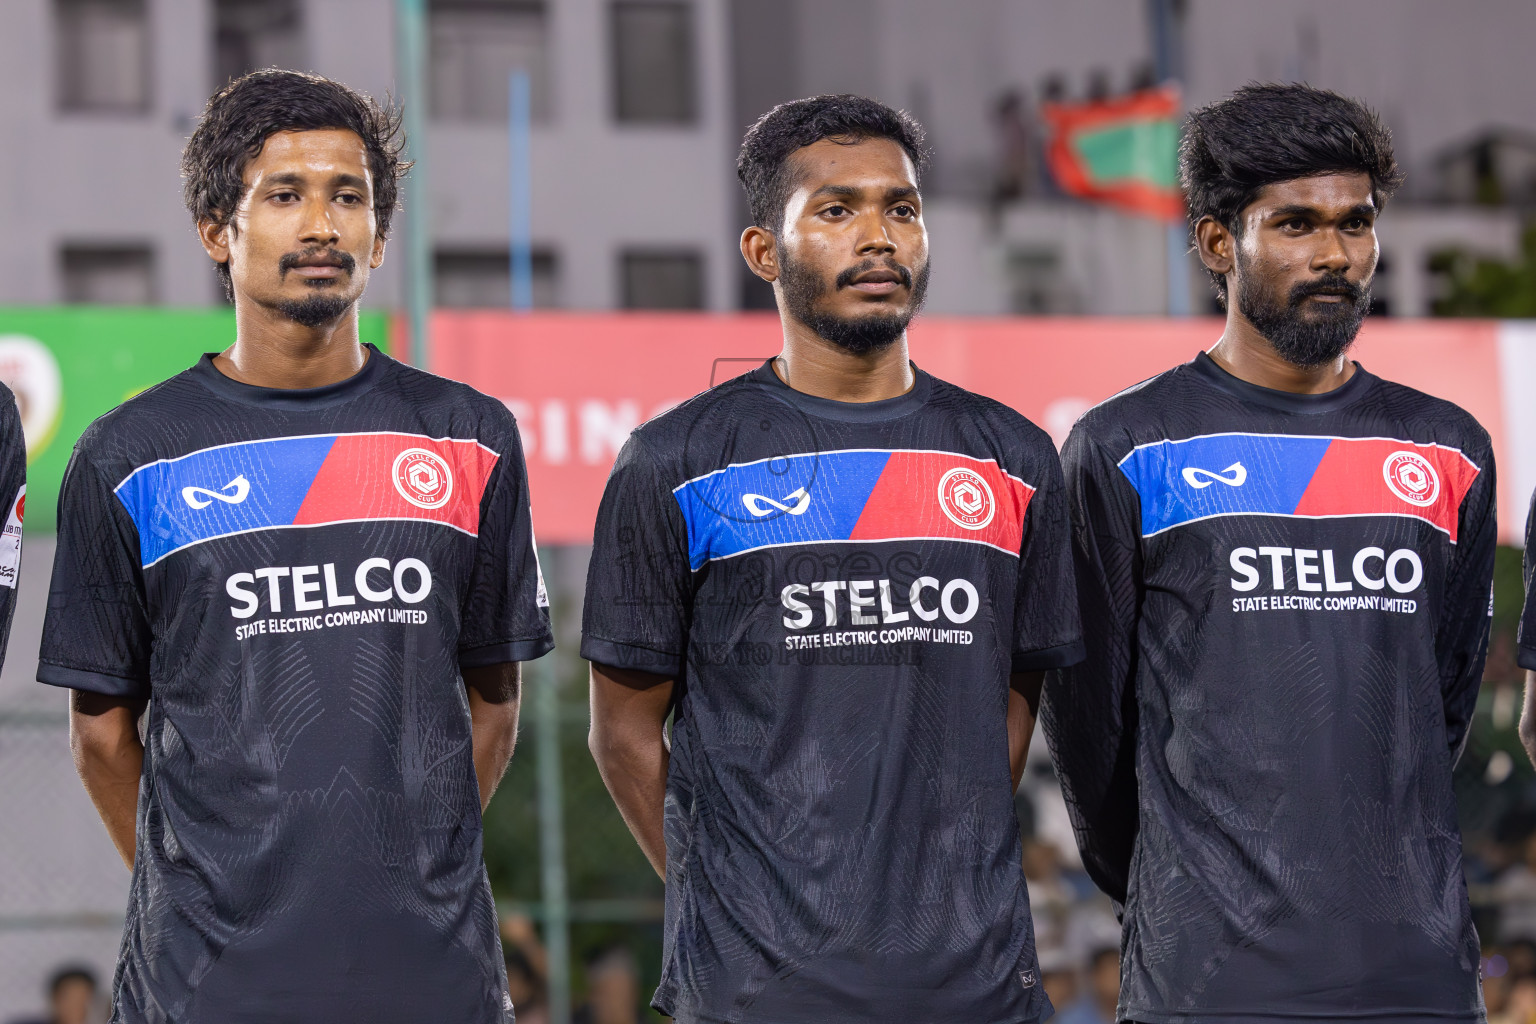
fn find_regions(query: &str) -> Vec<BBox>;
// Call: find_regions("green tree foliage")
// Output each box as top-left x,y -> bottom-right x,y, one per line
1431,223 -> 1536,317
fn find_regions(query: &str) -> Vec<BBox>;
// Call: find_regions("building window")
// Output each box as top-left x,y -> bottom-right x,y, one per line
431,1 -> 549,123
436,248 -> 560,308
621,249 -> 703,309
213,0 -> 304,89
56,0 -> 150,114
61,245 -> 156,305
611,2 -> 695,124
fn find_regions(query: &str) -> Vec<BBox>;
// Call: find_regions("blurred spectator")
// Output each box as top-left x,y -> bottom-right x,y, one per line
1023,837 -> 1075,951
6,964 -> 99,1024
1050,946 -> 1119,1024
1037,945 -> 1078,1016
1498,835 -> 1536,942
501,912 -> 551,1024
573,945 -> 646,1024
1494,975 -> 1536,1024
1085,69 -> 1112,104
989,89 -> 1036,228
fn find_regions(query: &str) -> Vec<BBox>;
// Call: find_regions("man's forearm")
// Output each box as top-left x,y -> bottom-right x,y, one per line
590,732 -> 669,877
70,692 -> 146,871
465,663 -> 522,812
1008,671 -> 1045,792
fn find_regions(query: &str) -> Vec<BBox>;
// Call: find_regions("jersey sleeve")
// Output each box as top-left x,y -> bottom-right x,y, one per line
1040,426 -> 1142,905
458,410 -> 555,667
1011,441 -> 1085,671
37,445 -> 152,697
0,388 -> 26,666
1439,442 -> 1496,763
580,433 -> 692,676
1517,486 -> 1536,672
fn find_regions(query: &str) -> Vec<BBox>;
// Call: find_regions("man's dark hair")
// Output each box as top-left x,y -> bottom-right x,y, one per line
737,94 -> 930,233
48,964 -> 96,998
181,70 -> 409,300
1179,83 -> 1404,299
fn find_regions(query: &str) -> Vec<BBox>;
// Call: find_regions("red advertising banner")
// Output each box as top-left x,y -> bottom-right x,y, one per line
426,313 -> 1512,545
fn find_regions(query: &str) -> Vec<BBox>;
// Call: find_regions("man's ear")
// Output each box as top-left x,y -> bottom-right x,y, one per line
741,225 -> 780,284
370,232 -> 386,269
197,216 -> 232,267
1194,216 -> 1234,281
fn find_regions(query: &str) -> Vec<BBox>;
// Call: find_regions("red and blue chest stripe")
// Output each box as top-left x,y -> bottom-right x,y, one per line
672,448 -> 1034,570
115,432 -> 501,568
1117,432 -> 1481,540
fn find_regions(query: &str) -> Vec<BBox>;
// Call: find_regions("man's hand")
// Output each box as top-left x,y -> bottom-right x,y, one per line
464,662 -> 522,812
70,690 -> 147,871
588,662 -> 674,878
1520,670 -> 1536,769
1009,671 -> 1045,792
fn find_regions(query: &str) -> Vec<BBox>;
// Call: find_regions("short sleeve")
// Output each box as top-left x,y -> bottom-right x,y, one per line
0,387 -> 26,666
38,445 -> 152,697
1518,486 -> 1536,672
1011,441 -> 1085,672
580,433 -> 693,676
458,411 -> 555,667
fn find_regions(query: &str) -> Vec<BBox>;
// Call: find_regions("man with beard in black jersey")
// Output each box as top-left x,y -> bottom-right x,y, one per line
583,95 -> 1084,1024
1043,84 -> 1495,1024
41,71 -> 551,1024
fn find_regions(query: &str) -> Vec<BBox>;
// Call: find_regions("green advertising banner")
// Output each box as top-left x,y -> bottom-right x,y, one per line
0,308 -> 390,531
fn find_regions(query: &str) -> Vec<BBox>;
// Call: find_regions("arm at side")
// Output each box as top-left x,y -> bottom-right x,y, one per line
70,690 -> 146,871
588,661 -> 674,879
465,661 -> 522,812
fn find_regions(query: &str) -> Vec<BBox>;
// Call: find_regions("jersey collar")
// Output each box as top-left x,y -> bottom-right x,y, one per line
745,358 -> 931,423
1190,350 -> 1376,415
190,343 -> 390,410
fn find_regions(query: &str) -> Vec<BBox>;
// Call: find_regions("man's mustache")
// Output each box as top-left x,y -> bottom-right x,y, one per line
835,259 -> 914,290
1290,272 -> 1363,306
279,248 -> 357,276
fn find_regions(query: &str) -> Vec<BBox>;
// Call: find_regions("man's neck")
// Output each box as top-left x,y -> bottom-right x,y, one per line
214,299 -> 368,389
773,317 -> 914,402
1206,306 -> 1355,395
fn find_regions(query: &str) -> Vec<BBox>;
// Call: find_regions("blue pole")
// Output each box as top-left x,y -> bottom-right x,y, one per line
509,71 -> 533,312
396,0 -> 431,363
1149,0 -> 1191,317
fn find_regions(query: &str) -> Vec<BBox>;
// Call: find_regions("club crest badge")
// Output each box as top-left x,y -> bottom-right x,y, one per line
937,467 -> 995,530
1382,450 -> 1440,507
393,448 -> 455,509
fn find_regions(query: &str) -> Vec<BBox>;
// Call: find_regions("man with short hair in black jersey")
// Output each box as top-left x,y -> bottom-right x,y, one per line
40,71 -> 551,1024
0,385 -> 26,660
1044,84 -> 1495,1023
583,95 -> 1084,1024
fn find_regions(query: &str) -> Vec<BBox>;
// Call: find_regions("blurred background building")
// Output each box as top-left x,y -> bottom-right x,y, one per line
5,1 -> 1536,1021
3,0 -> 1535,318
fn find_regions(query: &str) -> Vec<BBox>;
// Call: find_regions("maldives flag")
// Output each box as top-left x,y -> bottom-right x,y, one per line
1041,84 -> 1184,221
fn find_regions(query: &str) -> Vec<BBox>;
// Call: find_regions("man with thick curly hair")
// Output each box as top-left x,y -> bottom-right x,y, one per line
43,70 -> 552,1024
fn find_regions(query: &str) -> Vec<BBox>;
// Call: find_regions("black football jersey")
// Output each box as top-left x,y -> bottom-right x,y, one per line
1043,352 -> 1494,1023
0,382 -> 25,659
37,347 -> 553,1024
581,361 -> 1083,1024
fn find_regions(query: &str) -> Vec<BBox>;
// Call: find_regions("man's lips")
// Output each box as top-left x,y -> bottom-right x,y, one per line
279,249 -> 356,281
841,267 -> 907,295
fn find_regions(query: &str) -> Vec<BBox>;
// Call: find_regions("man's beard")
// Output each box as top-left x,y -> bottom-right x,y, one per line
1236,254 -> 1371,369
779,249 -> 930,355
273,248 -> 357,328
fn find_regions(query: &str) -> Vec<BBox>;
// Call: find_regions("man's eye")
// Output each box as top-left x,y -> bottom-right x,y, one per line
336,194 -> 363,205
892,205 -> 914,217
825,205 -> 847,216
272,192 -> 298,202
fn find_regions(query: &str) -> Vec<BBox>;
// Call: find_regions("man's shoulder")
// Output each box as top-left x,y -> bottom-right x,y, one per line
1068,362 -> 1193,459
925,373 -> 1057,453
73,369 -> 205,470
1364,373 -> 1492,460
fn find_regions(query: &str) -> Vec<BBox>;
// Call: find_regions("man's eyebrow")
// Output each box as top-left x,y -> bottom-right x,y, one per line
886,186 -> 919,202
259,171 -> 370,191
1267,201 -> 1375,220
805,184 -> 863,202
